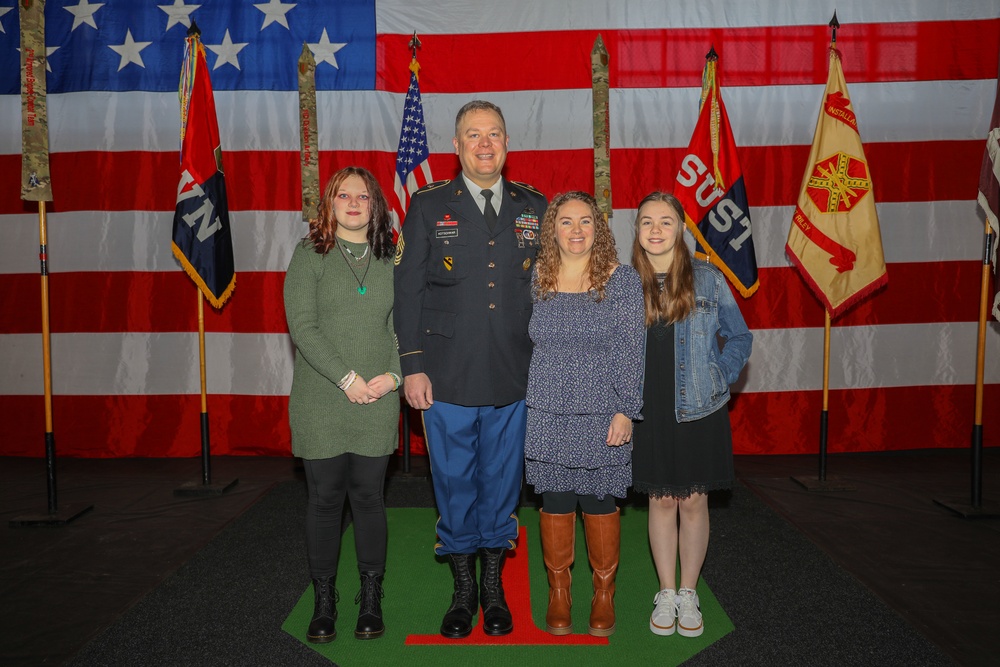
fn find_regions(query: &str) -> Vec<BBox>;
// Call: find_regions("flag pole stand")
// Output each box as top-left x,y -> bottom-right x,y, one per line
792,311 -> 855,492
11,201 -> 94,527
934,220 -> 999,517
400,402 -> 412,473
175,290 -> 238,497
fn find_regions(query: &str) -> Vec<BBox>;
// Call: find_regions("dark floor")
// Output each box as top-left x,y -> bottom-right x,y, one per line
1,449 -> 998,666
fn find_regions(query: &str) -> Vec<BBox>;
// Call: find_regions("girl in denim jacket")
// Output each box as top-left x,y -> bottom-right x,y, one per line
629,192 -> 752,639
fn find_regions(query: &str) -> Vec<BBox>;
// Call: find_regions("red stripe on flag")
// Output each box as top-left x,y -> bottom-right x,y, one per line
2,383 -> 996,458
0,141 -> 984,216
0,261 -> 982,335
376,20 -> 1000,92
728,383 -> 999,455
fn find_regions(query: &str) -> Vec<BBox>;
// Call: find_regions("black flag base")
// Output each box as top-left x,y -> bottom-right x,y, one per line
174,478 -> 239,498
10,503 -> 94,528
173,413 -> 238,497
790,475 -> 856,492
932,497 -> 1000,519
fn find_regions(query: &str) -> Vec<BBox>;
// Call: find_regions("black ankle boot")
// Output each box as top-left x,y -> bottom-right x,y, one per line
478,547 -> 513,636
440,553 -> 478,638
307,577 -> 338,643
354,570 -> 385,639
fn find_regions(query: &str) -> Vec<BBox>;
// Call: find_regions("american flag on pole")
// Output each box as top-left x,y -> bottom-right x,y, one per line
1,2 -> 999,459
390,56 -> 433,236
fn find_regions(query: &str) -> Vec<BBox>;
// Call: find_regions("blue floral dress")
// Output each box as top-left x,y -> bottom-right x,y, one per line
524,265 -> 645,498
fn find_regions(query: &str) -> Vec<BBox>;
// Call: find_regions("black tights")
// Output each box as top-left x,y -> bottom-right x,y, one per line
542,490 -> 617,515
303,453 -> 390,579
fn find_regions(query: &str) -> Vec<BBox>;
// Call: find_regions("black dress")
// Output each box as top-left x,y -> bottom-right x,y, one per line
631,320 -> 735,499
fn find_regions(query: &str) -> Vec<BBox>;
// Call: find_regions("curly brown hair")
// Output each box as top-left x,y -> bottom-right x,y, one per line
307,167 -> 394,260
630,191 -> 695,326
533,191 -> 619,302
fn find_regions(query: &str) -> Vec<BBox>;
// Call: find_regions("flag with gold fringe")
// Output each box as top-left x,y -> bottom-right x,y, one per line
785,45 -> 887,316
674,49 -> 758,297
171,26 -> 235,309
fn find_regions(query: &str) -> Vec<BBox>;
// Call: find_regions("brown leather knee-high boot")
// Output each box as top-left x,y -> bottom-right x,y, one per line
539,510 -> 576,635
583,507 -> 620,637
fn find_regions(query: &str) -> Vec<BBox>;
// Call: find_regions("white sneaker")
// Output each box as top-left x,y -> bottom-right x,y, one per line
676,588 -> 703,637
649,588 -> 677,635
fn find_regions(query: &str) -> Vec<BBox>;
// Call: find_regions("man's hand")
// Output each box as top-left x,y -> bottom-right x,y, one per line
403,372 -> 434,410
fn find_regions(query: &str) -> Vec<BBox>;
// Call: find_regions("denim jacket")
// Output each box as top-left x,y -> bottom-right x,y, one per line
673,260 -> 752,422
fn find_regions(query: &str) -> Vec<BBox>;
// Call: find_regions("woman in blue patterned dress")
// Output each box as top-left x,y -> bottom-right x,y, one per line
524,191 -> 645,637
630,192 -> 752,639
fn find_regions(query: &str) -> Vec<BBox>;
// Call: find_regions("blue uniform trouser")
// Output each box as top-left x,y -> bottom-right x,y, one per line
423,400 -> 526,555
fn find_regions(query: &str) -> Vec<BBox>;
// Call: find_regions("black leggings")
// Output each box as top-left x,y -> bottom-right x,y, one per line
542,490 -> 617,515
303,453 -> 390,579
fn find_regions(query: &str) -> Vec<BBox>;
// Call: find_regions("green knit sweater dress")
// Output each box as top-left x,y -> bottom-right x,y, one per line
284,239 -> 401,460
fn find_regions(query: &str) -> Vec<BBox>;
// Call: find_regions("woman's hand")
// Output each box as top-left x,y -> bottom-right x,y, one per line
606,413 -> 633,447
344,375 -> 373,404
366,373 -> 395,400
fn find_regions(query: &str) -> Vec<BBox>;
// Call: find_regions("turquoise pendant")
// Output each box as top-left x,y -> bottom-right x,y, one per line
358,286 -> 366,295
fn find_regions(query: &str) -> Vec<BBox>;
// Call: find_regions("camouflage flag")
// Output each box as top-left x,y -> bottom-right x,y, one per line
592,34 -> 611,220
785,46 -> 887,316
171,29 -> 236,308
298,43 -> 319,223
20,0 -> 52,202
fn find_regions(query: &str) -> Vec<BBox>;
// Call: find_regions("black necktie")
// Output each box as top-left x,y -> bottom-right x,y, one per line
482,189 -> 498,232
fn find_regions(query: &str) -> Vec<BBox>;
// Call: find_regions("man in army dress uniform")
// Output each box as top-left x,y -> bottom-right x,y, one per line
394,100 -> 547,638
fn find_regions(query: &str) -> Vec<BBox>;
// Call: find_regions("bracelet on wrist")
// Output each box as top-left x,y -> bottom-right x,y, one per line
337,370 -> 357,391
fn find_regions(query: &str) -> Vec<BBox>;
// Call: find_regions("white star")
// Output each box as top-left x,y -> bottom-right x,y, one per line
206,29 -> 249,70
64,0 -> 104,31
158,0 -> 200,31
108,29 -> 152,71
254,0 -> 295,30
0,7 -> 12,34
308,28 -> 346,69
16,45 -> 60,73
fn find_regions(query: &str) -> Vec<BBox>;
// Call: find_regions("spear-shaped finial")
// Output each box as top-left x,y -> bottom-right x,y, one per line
829,11 -> 840,44
706,45 -> 718,61
187,20 -> 201,38
408,31 -> 422,59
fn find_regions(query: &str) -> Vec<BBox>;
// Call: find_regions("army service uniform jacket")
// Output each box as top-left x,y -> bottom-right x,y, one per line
394,177 -> 548,407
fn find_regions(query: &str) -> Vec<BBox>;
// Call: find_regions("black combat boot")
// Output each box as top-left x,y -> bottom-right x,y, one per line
478,547 -> 513,636
354,570 -> 385,639
440,553 -> 478,638
307,576 -> 337,643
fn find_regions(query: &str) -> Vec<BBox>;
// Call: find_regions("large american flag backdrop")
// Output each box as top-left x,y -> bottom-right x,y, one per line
2,1 -> 999,458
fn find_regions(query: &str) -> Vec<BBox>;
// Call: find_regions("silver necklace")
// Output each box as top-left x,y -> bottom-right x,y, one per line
342,243 -> 369,262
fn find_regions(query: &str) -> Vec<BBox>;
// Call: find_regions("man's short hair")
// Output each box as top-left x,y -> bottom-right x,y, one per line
454,100 -> 507,137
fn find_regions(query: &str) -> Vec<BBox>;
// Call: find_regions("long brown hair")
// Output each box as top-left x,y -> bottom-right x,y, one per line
534,191 -> 619,301
307,167 -> 394,259
630,191 -> 695,326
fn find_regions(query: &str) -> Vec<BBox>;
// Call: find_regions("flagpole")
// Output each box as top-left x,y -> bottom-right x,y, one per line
789,12 -> 857,493
173,22 -> 237,497
11,0 -> 93,527
819,311 -> 831,481
198,291 -> 211,484
934,218 -> 1000,517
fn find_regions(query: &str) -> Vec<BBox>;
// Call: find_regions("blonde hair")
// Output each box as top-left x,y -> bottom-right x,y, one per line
534,191 -> 619,302
630,191 -> 695,325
